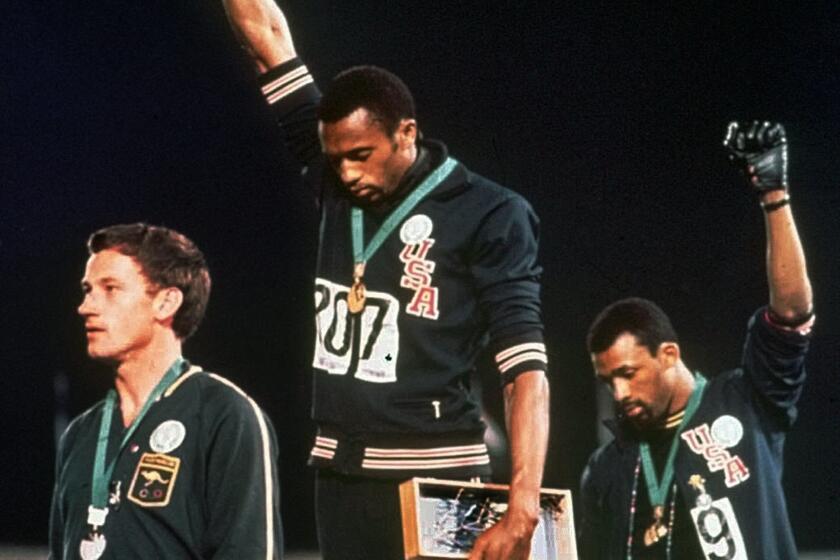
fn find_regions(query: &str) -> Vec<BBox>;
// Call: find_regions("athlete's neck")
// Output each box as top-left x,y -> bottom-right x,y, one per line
113,335 -> 182,427
371,145 -> 429,214
666,360 -> 696,417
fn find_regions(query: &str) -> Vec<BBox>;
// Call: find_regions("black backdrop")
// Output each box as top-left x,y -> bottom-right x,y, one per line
3,1 -> 838,550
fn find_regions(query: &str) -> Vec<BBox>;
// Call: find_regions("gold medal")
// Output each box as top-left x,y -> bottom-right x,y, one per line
347,279 -> 366,314
347,262 -> 366,314
643,505 -> 668,546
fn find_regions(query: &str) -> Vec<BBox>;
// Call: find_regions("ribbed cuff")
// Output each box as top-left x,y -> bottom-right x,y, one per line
257,57 -> 320,111
491,331 -> 548,385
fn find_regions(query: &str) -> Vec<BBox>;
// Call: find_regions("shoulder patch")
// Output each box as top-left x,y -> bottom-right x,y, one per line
149,420 -> 186,454
710,415 -> 744,448
400,214 -> 433,244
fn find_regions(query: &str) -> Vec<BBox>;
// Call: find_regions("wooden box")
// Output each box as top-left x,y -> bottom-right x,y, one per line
399,477 -> 577,560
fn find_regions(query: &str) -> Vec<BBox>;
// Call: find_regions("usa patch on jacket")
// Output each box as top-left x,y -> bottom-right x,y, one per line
681,415 -> 751,488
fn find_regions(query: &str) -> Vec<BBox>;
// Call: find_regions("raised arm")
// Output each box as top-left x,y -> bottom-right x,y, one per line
724,121 -> 813,323
763,188 -> 812,322
222,0 -> 297,73
223,0 -> 323,173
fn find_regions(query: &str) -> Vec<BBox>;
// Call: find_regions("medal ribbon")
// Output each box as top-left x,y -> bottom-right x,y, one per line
638,373 -> 707,510
90,357 -> 185,509
351,157 -> 458,265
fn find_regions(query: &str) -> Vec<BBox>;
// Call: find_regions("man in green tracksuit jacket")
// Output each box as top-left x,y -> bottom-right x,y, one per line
49,223 -> 284,559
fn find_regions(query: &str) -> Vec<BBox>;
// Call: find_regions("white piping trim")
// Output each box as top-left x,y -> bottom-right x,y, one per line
364,444 -> 488,458
163,365 -> 202,397
208,374 -> 274,560
362,455 -> 491,470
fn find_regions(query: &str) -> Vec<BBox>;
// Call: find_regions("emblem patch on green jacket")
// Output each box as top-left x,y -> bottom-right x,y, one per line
128,453 -> 180,507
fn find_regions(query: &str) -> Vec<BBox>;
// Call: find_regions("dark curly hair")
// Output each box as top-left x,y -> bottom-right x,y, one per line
317,65 -> 416,136
586,297 -> 679,356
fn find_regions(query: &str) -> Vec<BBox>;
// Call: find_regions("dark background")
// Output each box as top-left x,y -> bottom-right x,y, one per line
3,1 -> 838,551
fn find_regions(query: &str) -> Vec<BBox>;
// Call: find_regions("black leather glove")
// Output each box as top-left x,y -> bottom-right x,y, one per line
723,121 -> 788,192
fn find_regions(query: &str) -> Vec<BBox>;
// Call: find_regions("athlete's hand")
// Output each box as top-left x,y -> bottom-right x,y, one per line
468,503 -> 538,560
222,0 -> 297,72
723,121 -> 788,193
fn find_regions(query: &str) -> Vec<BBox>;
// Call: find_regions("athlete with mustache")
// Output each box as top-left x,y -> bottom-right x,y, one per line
579,122 -> 814,559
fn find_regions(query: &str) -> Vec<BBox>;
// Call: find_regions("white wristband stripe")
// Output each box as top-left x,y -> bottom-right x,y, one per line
310,447 -> 336,460
207,373 -> 275,560
266,75 -> 315,105
315,436 -> 338,449
498,351 -> 548,373
495,342 -> 546,363
260,65 -> 310,94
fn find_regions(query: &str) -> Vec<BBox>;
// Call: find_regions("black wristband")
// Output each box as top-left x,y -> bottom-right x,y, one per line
767,306 -> 814,328
760,195 -> 790,213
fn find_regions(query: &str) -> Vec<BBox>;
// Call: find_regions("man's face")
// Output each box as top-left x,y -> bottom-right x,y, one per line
78,249 -> 160,364
591,333 -> 677,429
319,108 -> 416,204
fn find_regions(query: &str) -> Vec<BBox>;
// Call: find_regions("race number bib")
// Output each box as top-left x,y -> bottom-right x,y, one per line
313,278 -> 399,383
690,496 -> 747,560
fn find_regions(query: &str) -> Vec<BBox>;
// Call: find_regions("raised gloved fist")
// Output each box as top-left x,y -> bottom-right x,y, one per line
723,121 -> 788,192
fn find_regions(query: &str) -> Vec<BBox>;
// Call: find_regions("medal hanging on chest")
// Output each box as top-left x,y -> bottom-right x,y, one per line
347,157 -> 458,314
79,505 -> 108,560
637,374 -> 707,551
347,262 -> 367,314
643,505 -> 669,547
79,533 -> 107,560
80,357 -> 185,558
